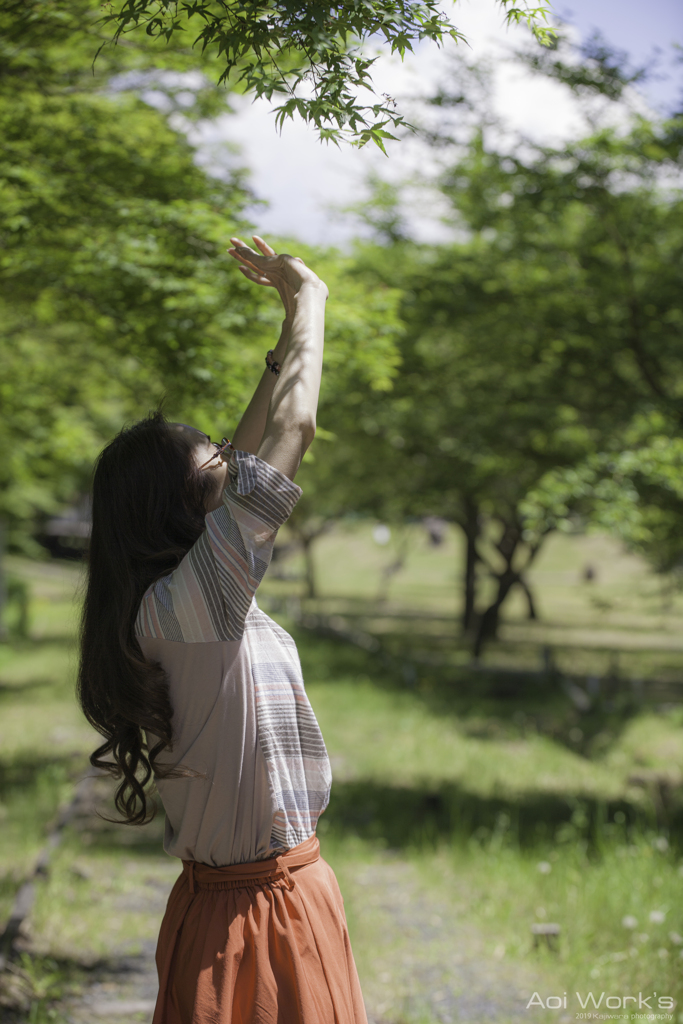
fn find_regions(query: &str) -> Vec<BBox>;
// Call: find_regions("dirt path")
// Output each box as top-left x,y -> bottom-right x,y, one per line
340,857 -> 549,1024
62,945 -> 158,1023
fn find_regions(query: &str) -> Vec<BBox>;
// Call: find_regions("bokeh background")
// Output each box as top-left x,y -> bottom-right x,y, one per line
1,0 -> 683,1020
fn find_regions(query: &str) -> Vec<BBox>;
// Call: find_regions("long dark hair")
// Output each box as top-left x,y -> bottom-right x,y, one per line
78,411 -> 217,825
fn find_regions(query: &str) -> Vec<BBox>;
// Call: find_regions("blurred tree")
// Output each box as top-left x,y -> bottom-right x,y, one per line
312,41 -> 683,652
0,0 -> 256,550
506,39 -> 683,596
0,0 -> 231,115
523,418 -> 683,582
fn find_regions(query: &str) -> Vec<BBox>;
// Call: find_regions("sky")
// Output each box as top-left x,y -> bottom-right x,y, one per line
178,0 -> 683,246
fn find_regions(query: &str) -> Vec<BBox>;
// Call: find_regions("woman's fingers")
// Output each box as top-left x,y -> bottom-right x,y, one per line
228,236 -> 264,268
251,234 -> 306,266
238,266 -> 274,287
229,233 -> 303,264
227,247 -> 262,274
230,237 -> 269,261
252,235 -> 276,257
229,235 -> 293,268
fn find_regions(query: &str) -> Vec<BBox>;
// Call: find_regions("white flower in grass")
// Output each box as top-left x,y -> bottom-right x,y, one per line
653,836 -> 669,852
622,915 -> 638,930
669,931 -> 683,945
537,861 -> 552,874
657,947 -> 669,959
649,910 -> 666,924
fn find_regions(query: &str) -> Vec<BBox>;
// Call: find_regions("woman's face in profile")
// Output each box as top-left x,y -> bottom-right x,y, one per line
169,422 -> 229,512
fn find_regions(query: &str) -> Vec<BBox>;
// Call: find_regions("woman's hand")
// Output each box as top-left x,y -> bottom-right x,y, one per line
228,236 -> 328,321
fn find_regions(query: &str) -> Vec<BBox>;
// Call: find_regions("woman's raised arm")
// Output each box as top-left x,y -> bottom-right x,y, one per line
227,238 -> 328,482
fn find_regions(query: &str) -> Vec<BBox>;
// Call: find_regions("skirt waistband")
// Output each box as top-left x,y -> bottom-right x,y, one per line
182,834 -> 320,894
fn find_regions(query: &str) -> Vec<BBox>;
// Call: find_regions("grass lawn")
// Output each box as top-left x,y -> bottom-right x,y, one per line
1,543 -> 683,1022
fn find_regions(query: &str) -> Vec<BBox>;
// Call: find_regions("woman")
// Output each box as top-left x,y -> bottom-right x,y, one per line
78,237 -> 368,1024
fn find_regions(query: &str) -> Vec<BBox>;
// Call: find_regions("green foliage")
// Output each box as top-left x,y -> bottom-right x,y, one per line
0,2 -> 404,550
99,0 -> 555,147
0,0 -> 231,118
0,11 -> 256,546
523,417 -> 683,575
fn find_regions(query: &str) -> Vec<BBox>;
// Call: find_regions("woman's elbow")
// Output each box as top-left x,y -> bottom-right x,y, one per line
264,411 -> 316,456
300,419 -> 316,449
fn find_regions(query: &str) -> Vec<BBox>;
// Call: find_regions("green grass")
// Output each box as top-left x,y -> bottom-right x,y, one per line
31,837 -> 177,960
320,832 -> 683,1022
2,548 -> 683,1021
0,568 -> 93,924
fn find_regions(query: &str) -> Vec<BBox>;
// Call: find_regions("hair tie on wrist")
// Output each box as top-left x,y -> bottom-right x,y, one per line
265,349 -> 281,376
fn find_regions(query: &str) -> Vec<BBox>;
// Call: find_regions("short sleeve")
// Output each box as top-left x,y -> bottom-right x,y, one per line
135,450 -> 302,643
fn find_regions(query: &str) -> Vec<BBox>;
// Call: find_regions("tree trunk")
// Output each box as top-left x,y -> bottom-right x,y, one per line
518,575 -> 538,620
473,568 -> 518,659
301,535 -> 316,600
472,522 -> 546,658
376,557 -> 404,604
376,529 -> 409,604
461,501 -> 480,633
0,521 -> 6,641
289,518 -> 335,601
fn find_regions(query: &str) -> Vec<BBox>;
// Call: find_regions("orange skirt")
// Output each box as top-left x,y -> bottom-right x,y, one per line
153,835 -> 368,1024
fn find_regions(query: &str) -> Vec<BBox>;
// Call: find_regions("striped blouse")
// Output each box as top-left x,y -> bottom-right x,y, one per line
134,449 -> 332,866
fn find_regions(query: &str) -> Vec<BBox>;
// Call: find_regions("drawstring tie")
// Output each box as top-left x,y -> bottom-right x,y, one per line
275,855 -> 294,889
182,835 -> 319,896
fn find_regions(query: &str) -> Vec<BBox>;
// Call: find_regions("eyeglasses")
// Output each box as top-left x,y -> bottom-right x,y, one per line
199,437 -> 234,470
